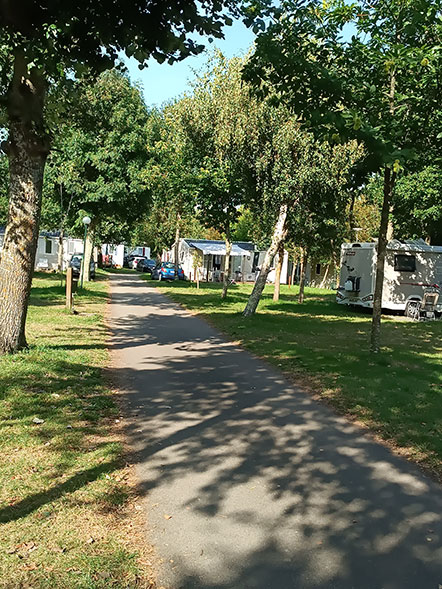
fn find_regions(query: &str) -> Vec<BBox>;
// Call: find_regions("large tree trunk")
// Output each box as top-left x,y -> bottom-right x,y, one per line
243,203 -> 288,317
222,231 -> 232,299
0,55 -> 49,354
370,166 -> 396,353
273,240 -> 285,302
298,248 -> 308,303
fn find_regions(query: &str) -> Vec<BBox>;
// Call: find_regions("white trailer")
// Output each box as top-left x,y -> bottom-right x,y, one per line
337,239 -> 442,314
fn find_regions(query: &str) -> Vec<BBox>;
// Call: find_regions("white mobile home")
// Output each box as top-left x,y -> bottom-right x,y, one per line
0,228 -> 84,271
166,239 -> 257,282
337,239 -> 442,313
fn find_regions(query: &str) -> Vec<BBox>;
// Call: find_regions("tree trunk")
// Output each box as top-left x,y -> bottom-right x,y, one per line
349,189 -> 356,241
83,222 -> 95,283
370,166 -> 396,353
0,55 -> 49,354
174,213 -> 181,276
273,240 -> 285,302
319,263 -> 330,289
58,230 -> 64,272
290,255 -> 296,288
222,231 -> 232,299
243,203 -> 288,317
298,248 -> 308,303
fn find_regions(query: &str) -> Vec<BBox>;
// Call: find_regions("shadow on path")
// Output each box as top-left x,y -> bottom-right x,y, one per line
109,274 -> 442,589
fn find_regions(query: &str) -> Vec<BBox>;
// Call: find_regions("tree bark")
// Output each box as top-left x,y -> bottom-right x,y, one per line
319,263 -> 330,289
58,230 -> 64,272
243,202 -> 288,317
0,55 -> 49,354
370,166 -> 396,353
290,255 -> 296,288
174,213 -> 181,276
222,230 -> 232,299
298,248 -> 308,303
273,240 -> 285,302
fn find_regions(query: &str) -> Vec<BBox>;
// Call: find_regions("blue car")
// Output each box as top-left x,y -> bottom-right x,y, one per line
152,262 -> 185,281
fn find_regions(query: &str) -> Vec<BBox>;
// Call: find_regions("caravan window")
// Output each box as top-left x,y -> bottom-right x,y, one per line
45,239 -> 52,254
394,254 -> 416,272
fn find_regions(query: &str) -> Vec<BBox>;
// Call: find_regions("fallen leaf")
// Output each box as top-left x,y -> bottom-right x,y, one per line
32,418 -> 44,425
87,537 -> 95,544
163,514 -> 172,520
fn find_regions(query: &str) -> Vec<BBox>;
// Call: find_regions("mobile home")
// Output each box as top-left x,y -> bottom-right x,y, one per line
0,228 -> 84,271
337,239 -> 442,313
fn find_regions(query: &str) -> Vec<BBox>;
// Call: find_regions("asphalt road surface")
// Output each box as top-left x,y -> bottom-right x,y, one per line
109,273 -> 442,589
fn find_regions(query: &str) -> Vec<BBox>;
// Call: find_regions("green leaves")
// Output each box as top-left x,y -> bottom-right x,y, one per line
41,70 -> 151,242
246,0 -> 442,177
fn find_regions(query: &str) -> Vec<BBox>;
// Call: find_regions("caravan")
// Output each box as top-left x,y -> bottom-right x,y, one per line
337,239 -> 442,315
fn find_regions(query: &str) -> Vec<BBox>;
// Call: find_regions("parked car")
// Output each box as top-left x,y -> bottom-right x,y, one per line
136,258 -> 156,273
152,262 -> 185,281
69,254 -> 96,279
129,255 -> 146,269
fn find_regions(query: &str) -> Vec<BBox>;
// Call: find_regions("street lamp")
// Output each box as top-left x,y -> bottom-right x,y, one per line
80,216 -> 92,288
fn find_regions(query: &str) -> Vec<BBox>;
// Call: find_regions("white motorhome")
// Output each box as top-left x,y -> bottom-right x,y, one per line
337,239 -> 442,314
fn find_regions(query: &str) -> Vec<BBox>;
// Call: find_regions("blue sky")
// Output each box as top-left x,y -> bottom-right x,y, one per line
123,19 -> 255,108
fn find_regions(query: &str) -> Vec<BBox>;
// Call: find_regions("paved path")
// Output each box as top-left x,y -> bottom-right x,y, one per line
109,274 -> 442,589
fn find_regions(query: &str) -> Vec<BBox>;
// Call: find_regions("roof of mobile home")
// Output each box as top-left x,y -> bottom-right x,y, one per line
183,239 -> 255,257
342,239 -> 442,253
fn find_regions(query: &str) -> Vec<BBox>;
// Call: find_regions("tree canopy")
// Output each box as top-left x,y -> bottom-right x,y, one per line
245,0 -> 442,350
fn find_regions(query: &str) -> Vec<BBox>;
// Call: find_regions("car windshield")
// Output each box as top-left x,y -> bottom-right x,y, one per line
163,262 -> 175,269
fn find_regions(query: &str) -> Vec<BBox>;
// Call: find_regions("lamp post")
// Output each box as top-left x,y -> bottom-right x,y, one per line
80,216 -> 91,288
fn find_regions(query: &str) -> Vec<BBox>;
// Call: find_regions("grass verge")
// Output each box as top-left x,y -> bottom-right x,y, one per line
144,276 -> 442,480
0,271 -> 154,589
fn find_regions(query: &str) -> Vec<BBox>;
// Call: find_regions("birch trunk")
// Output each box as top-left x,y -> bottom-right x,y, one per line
0,55 -> 49,353
273,241 -> 285,302
174,214 -> 180,276
298,249 -> 308,303
243,203 -> 288,317
319,263 -> 330,289
290,256 -> 296,288
370,166 -> 396,353
222,232 -> 232,299
58,230 -> 64,272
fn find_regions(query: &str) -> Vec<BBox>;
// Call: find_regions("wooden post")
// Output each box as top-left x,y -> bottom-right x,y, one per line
66,267 -> 73,311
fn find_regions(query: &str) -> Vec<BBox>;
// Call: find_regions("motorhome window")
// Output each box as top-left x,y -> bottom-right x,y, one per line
315,263 -> 321,275
45,239 -> 52,254
394,254 -> 416,272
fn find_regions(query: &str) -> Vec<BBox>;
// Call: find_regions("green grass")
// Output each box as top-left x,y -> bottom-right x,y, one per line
144,276 -> 442,479
0,272 -> 153,589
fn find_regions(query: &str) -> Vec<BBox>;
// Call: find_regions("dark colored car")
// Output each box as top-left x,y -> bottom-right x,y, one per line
152,262 -> 185,281
69,254 -> 96,279
136,258 -> 156,273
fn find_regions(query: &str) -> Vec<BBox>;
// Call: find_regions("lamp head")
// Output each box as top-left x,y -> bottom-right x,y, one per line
83,216 -> 91,226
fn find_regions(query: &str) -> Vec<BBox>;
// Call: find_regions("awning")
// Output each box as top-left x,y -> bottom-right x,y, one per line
189,242 -> 251,257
